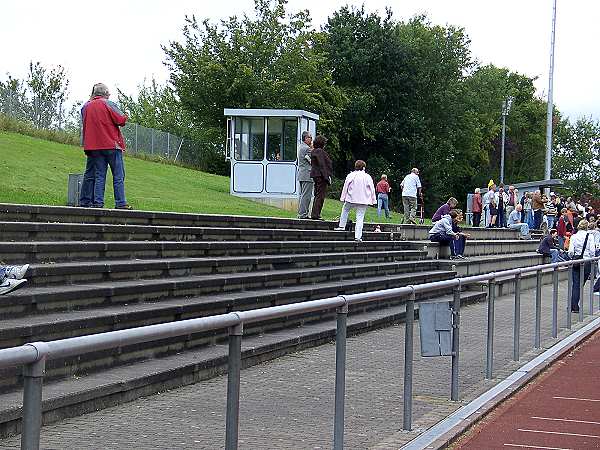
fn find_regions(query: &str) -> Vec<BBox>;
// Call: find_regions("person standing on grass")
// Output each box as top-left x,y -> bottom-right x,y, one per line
296,131 -> 313,219
80,83 -> 132,210
334,160 -> 376,242
309,135 -> 332,220
401,168 -> 422,224
376,174 -> 391,219
472,188 -> 483,227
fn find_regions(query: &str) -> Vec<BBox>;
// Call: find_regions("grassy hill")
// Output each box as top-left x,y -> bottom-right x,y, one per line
0,131 -> 404,223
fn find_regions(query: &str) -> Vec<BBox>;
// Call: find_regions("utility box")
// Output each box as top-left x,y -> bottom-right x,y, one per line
419,301 -> 453,357
67,173 -> 83,206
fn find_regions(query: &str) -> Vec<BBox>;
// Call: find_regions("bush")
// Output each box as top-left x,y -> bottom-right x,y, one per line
0,114 -> 79,146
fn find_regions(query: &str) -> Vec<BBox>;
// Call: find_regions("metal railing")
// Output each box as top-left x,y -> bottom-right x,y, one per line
1,257 -> 599,450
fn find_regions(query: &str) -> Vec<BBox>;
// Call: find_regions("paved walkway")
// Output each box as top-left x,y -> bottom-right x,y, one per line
455,328 -> 600,449
0,280 -> 597,450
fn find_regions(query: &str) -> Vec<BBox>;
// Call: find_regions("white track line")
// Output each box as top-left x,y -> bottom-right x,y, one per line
517,428 -> 600,439
504,444 -> 572,450
553,396 -> 600,402
531,416 -> 600,426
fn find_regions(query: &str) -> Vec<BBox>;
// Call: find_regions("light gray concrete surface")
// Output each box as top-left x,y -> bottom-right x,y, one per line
1,280 -> 597,450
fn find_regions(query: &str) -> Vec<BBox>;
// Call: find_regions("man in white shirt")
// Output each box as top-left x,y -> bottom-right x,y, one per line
507,204 -> 530,238
568,220 -> 596,312
401,168 -> 422,224
482,184 -> 496,227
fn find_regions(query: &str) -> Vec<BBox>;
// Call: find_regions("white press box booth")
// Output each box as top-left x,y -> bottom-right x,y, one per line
224,109 -> 319,211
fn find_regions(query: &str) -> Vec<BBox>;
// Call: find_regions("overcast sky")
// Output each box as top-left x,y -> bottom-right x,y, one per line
1,1 -> 598,121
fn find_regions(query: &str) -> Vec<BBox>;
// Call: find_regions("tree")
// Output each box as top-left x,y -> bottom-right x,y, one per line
553,116 -> 600,196
0,75 -> 28,120
163,0 -> 345,153
26,62 -> 70,129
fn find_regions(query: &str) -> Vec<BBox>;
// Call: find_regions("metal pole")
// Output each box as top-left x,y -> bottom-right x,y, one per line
451,284 -> 461,401
579,261 -> 585,321
333,304 -> 348,450
535,270 -> 542,348
567,266 -> 573,329
552,268 -> 559,338
513,273 -> 521,360
225,323 -> 243,450
135,123 -> 138,153
500,111 -> 506,184
486,278 -> 496,379
151,128 -> 155,155
589,262 -> 595,315
544,0 -> 558,189
167,132 -> 170,158
402,291 -> 415,431
21,358 -> 46,450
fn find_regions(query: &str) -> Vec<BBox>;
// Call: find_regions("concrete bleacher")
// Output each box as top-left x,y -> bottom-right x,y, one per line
0,203 -> 545,437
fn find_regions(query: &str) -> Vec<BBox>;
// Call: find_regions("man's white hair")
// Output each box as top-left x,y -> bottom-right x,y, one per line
92,83 -> 110,98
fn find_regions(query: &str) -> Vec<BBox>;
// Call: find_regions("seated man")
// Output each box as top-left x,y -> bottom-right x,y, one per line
428,210 -> 468,259
537,229 -> 567,263
431,197 -> 458,222
0,264 -> 29,295
507,204 -> 530,239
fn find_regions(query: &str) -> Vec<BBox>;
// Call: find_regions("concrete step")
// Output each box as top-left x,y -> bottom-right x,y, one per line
427,239 -> 540,259
0,290 -> 485,439
1,263 -> 453,318
0,221 -> 394,243
437,252 -> 545,277
0,240 -> 426,264
0,203 -> 338,230
24,250 -> 427,287
390,224 -> 522,241
0,269 -> 455,393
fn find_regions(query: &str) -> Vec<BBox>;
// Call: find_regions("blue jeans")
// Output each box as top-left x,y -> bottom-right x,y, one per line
377,193 -> 390,218
430,232 -> 465,257
94,150 -> 127,207
79,155 -> 98,207
509,223 -> 529,237
571,262 -> 591,310
547,215 -> 555,230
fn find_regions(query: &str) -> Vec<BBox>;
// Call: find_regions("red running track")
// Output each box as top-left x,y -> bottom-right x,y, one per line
455,329 -> 600,450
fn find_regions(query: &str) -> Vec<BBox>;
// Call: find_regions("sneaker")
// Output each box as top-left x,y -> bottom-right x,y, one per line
355,238 -> 363,243
115,204 -> 133,210
4,264 -> 29,280
0,279 -> 27,296
333,227 -> 345,231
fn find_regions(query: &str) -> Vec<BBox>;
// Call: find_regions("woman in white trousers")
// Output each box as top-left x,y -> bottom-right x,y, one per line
334,160 -> 377,242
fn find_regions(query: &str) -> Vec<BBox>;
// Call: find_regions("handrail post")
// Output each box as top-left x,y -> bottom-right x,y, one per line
552,268 -> 559,338
451,283 -> 461,401
21,357 -> 46,450
225,322 -> 243,450
579,261 -> 585,321
567,266 -> 573,329
534,270 -> 542,348
333,303 -> 348,450
513,272 -> 521,360
589,262 -> 596,315
402,289 -> 416,430
486,277 -> 496,379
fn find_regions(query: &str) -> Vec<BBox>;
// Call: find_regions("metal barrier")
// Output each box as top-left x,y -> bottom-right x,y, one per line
0,257 -> 599,450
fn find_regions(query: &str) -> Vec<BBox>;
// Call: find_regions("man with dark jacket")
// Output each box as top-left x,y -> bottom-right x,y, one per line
80,83 -> 131,209
537,229 -> 566,263
309,135 -> 332,220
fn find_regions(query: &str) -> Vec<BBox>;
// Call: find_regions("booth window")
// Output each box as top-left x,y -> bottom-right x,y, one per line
267,118 -> 298,161
234,117 -> 264,161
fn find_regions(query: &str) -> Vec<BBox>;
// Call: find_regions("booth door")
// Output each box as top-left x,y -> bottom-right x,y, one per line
265,117 -> 298,194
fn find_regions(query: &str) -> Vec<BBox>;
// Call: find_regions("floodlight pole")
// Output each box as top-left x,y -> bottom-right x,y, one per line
544,0 -> 557,195
500,97 -> 513,185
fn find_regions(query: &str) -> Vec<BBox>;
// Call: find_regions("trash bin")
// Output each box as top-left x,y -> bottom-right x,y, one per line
67,173 -> 84,206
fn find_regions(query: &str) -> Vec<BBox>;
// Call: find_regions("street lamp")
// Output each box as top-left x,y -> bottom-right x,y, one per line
500,96 -> 514,184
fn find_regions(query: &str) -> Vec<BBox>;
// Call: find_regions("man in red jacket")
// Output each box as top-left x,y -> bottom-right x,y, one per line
80,83 -> 132,209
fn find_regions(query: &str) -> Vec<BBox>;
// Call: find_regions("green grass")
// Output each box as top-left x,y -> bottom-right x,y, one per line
0,131 -> 407,224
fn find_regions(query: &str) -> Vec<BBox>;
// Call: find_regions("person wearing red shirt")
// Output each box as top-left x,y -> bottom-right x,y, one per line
80,83 -> 132,209
376,174 -> 392,219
